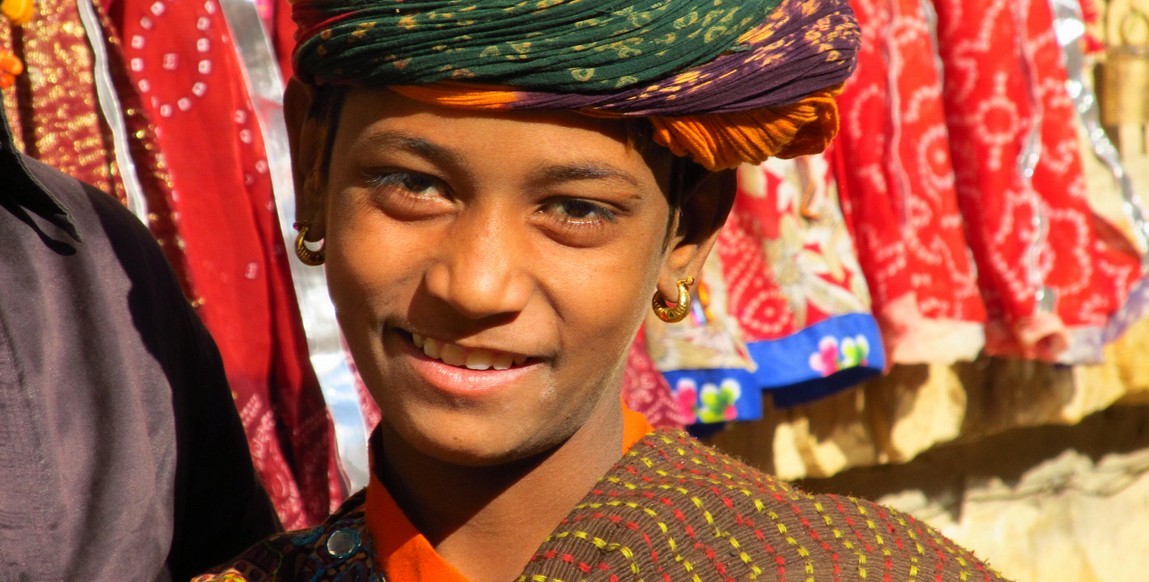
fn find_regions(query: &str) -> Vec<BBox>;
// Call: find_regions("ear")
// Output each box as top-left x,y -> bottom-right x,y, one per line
656,168 -> 736,298
284,77 -> 327,241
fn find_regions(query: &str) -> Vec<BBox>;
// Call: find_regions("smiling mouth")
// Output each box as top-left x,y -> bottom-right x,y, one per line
409,332 -> 530,371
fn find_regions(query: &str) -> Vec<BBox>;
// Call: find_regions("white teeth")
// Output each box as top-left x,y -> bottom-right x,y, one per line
440,343 -> 467,367
465,349 -> 495,370
492,352 -> 514,371
413,332 -> 526,370
422,337 -> 441,359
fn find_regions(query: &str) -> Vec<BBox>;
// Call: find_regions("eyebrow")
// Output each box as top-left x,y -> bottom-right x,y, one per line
353,128 -> 644,193
534,163 -> 642,189
354,130 -> 464,170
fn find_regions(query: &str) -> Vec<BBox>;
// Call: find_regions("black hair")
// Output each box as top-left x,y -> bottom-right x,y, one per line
308,84 -> 348,191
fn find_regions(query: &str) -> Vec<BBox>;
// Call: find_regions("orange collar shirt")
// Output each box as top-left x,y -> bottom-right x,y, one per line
366,405 -> 655,581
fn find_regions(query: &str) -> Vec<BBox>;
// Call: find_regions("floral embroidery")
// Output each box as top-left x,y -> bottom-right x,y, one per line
758,157 -> 872,331
675,379 -> 699,424
674,378 -> 743,424
699,380 -> 742,423
808,335 -> 870,376
840,335 -> 870,368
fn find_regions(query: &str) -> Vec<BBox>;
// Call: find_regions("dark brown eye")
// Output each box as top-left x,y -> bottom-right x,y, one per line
366,171 -> 443,198
545,199 -> 616,224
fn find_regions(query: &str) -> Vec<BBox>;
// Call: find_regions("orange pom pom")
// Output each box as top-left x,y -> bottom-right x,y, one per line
1,0 -> 34,26
0,50 -> 22,89
0,51 -> 24,76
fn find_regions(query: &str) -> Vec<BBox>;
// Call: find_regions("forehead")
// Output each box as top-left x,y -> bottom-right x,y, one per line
327,88 -> 674,180
340,89 -> 620,145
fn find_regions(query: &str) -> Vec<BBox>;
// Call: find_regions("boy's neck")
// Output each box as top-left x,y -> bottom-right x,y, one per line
375,401 -> 624,582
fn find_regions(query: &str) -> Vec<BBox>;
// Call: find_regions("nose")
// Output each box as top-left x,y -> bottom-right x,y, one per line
423,207 -> 533,320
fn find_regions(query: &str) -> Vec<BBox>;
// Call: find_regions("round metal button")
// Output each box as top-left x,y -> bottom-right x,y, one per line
326,528 -> 360,559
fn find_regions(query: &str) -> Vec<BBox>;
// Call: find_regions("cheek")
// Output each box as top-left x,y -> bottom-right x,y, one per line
549,237 -> 666,365
323,198 -> 413,320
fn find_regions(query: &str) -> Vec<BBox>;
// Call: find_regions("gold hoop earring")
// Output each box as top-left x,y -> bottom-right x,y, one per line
293,222 -> 326,266
652,276 -> 695,323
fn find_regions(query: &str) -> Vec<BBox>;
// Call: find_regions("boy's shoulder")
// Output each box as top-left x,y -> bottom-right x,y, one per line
197,429 -> 1010,581
194,490 -> 377,581
520,429 -> 1009,581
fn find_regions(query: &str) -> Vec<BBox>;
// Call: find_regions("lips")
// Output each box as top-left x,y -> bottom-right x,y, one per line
411,332 -> 530,371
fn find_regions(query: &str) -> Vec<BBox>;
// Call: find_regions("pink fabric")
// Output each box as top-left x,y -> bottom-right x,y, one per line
638,156 -> 882,421
622,330 -> 689,429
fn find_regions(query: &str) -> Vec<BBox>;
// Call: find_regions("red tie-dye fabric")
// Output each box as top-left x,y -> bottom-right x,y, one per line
931,0 -> 1137,362
831,0 -> 987,364
105,0 -> 343,527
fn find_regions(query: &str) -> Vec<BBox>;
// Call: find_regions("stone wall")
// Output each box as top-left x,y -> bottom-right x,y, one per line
797,404 -> 1149,581
702,316 -> 1149,580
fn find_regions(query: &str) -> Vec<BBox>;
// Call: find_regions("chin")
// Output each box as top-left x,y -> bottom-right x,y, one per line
394,409 -> 567,469
422,441 -> 539,469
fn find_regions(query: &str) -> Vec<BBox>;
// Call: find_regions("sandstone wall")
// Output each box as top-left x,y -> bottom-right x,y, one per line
798,404 -> 1149,581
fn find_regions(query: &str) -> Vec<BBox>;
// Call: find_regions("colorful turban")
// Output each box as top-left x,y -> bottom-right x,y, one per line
291,0 -> 860,170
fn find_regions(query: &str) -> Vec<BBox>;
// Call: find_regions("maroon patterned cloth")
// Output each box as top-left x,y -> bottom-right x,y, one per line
198,430 -> 1008,581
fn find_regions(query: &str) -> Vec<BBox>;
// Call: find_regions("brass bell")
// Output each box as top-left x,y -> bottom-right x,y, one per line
1099,6 -> 1149,126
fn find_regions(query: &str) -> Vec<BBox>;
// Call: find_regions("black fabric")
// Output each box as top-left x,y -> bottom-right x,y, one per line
0,135 -> 279,577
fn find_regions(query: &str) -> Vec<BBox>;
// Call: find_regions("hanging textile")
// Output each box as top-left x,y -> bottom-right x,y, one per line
1,0 -> 117,196
1,0 -> 193,331
251,0 -> 294,84
831,0 -> 987,365
621,329 -> 692,429
1054,0 -> 1149,346
930,0 -> 1129,363
644,155 -> 885,424
102,0 -> 343,528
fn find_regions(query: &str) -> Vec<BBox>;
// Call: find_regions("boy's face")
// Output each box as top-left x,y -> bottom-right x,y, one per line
311,89 -> 679,466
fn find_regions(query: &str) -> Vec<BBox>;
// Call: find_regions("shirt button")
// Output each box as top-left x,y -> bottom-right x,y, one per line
326,528 -> 360,559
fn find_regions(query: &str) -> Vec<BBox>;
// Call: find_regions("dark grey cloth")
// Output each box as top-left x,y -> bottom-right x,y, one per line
0,108 -> 279,580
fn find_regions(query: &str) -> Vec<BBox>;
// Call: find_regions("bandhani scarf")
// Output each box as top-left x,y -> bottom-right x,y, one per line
830,0 -> 987,365
291,0 -> 860,170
